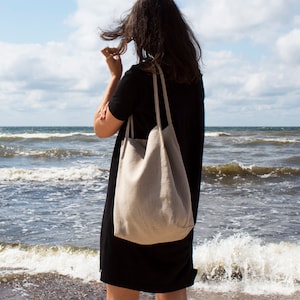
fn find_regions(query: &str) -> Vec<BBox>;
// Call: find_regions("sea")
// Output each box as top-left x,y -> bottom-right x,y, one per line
0,126 -> 299,297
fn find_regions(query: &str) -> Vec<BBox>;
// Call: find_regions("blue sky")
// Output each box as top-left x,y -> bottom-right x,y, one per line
0,0 -> 76,43
0,0 -> 300,126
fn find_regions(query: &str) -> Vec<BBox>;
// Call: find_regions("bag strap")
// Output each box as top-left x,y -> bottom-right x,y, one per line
125,63 -> 173,138
125,116 -> 134,138
153,64 -> 173,129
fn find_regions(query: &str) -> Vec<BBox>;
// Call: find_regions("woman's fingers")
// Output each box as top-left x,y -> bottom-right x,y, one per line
101,47 -> 119,58
101,47 -> 123,79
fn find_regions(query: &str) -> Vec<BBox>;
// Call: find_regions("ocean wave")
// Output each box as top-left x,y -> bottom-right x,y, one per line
193,234 -> 300,295
0,132 -> 96,142
1,131 -> 230,140
0,243 -> 99,282
0,166 -> 108,182
244,138 -> 299,145
1,234 -> 299,295
205,132 -> 231,137
0,147 -> 94,159
203,163 -> 300,181
1,163 -> 299,183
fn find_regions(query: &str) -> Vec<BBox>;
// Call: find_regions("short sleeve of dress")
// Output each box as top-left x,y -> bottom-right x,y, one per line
108,66 -> 140,121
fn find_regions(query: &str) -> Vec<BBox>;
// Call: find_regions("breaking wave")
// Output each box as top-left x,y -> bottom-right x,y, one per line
1,234 -> 300,295
1,163 -> 299,183
204,162 -> 300,177
0,166 -> 108,182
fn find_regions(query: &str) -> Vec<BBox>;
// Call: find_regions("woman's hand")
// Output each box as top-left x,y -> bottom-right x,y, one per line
97,102 -> 108,120
101,47 -> 123,80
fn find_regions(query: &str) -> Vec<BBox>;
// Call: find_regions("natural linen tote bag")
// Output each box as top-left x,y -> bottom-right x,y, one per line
113,64 -> 194,245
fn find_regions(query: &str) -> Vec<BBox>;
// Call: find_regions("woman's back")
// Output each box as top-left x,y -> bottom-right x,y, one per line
110,64 -> 205,217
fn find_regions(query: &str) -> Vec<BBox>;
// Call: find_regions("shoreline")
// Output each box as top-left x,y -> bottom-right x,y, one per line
1,273 -> 299,300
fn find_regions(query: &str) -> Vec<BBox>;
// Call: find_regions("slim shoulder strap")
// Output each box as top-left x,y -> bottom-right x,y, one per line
125,63 -> 173,138
154,64 -> 173,127
125,116 -> 134,138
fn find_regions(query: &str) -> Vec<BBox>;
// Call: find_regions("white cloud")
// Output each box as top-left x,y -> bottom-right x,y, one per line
66,0 -> 135,51
185,0 -> 300,126
0,0 -> 299,126
184,0 -> 299,44
0,1 -> 138,125
277,28 -> 300,64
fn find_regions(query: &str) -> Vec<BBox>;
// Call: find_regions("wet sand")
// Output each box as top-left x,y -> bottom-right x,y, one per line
0,273 -> 299,300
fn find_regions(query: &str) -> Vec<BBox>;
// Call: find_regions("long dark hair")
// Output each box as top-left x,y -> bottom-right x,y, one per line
101,0 -> 202,84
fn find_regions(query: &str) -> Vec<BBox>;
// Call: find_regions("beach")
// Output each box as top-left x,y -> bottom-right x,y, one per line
1,273 -> 299,300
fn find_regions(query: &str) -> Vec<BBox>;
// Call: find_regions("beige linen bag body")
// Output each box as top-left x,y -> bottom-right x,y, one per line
113,64 -> 194,245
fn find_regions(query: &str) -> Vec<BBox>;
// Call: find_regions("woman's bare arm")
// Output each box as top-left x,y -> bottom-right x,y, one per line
94,47 -> 124,138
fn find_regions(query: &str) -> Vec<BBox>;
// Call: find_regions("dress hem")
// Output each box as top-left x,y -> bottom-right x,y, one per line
100,268 -> 197,294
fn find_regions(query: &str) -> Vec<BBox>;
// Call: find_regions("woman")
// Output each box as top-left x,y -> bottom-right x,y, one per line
94,0 -> 205,299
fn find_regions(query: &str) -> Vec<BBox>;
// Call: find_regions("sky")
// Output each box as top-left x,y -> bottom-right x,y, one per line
0,0 -> 300,127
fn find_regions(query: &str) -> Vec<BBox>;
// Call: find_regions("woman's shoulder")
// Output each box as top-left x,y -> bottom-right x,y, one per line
124,63 -> 152,78
119,64 -> 152,92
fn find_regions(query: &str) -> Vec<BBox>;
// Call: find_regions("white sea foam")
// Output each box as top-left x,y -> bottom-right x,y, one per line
0,244 -> 100,282
0,132 -> 95,140
0,166 -> 107,182
193,234 -> 300,295
1,234 -> 299,295
205,132 -> 231,137
1,163 -> 299,183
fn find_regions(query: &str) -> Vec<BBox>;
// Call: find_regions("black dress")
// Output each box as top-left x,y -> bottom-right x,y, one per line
100,64 -> 205,293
